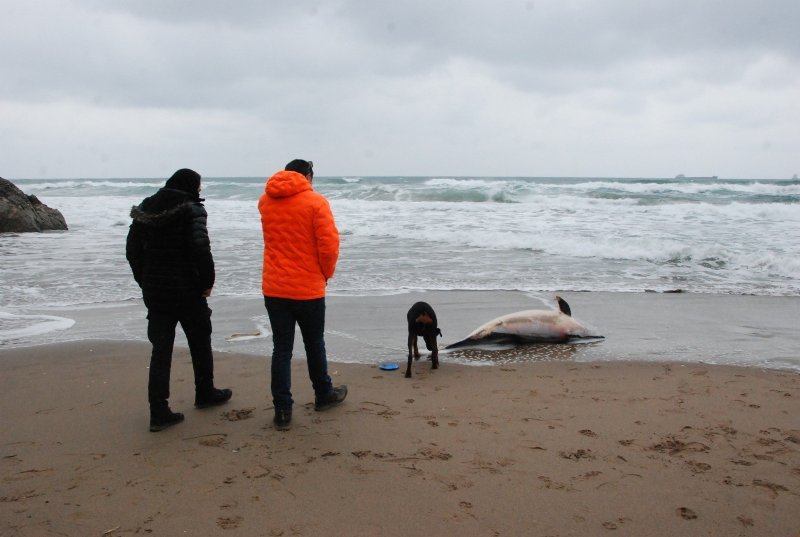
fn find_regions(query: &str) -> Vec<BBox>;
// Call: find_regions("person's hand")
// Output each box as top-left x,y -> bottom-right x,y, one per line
201,288 -> 213,297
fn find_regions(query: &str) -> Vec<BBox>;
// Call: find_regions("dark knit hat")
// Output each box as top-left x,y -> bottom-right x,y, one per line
284,159 -> 313,177
165,168 -> 201,195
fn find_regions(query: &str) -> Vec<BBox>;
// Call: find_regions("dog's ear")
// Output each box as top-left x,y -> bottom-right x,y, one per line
437,328 -> 442,337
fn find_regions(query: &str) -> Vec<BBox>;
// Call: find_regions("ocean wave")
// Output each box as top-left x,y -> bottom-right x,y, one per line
16,176 -> 799,205
2,176 -> 798,307
321,178 -> 800,205
15,179 -> 162,190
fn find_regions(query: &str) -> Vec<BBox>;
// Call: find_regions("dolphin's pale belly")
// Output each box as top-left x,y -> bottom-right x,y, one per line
448,308 -> 601,349
470,310 -> 590,340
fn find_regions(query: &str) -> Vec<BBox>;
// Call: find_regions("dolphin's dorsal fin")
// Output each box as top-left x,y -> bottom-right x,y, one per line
555,296 -> 571,316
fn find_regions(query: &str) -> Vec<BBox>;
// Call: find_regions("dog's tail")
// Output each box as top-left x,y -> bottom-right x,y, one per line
424,328 -> 443,351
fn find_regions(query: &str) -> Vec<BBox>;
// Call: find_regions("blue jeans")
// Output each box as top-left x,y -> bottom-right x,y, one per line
264,296 -> 333,412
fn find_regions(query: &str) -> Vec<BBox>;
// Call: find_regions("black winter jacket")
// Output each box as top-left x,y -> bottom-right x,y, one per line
126,187 -> 215,310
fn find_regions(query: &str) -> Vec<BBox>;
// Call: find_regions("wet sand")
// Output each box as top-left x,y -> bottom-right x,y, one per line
1,339 -> 799,536
7,291 -> 800,371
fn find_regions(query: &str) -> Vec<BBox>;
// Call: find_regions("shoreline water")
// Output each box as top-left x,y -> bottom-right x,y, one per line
2,290 -> 798,373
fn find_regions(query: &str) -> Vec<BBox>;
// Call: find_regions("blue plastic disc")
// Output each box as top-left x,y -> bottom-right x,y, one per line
379,362 -> 399,371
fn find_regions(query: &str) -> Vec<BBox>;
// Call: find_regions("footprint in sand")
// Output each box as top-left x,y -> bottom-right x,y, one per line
418,448 -> 452,461
199,435 -> 227,447
650,436 -> 709,455
602,518 -> 632,530
752,479 -> 789,498
580,470 -> 603,479
686,460 -> 711,473
222,408 -> 255,421
559,449 -> 595,461
538,475 -> 574,491
217,516 -> 243,529
676,507 -> 697,520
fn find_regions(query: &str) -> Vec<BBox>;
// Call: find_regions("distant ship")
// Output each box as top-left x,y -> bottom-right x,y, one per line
675,174 -> 718,180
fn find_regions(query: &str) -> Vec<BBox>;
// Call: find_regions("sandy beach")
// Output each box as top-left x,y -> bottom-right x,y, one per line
1,338 -> 798,536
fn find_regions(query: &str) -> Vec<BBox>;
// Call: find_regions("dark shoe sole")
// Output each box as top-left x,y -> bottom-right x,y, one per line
195,388 -> 233,409
149,413 -> 185,432
273,411 -> 292,431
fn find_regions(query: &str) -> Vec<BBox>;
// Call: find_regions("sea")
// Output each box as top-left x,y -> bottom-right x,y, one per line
1,175 -> 799,367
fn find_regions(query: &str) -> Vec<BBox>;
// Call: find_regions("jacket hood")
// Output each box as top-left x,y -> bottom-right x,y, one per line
265,170 -> 313,199
165,168 -> 201,197
130,188 -> 198,227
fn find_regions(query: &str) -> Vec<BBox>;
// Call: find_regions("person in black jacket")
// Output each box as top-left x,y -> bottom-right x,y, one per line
126,168 -> 232,432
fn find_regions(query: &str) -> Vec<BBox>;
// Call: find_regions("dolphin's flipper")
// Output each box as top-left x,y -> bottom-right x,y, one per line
445,331 -> 574,349
444,337 -> 477,350
445,331 -> 517,349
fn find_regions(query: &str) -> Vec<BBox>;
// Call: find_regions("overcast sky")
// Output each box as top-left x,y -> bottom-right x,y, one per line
1,0 -> 798,179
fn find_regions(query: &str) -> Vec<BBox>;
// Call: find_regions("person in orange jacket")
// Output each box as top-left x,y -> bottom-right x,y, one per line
258,159 -> 347,430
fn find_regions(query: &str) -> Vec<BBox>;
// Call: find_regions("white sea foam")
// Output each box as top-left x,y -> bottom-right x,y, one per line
2,176 -> 798,314
0,312 -> 75,341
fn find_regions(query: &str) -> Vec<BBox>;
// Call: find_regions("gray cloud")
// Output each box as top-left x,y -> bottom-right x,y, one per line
1,0 -> 797,178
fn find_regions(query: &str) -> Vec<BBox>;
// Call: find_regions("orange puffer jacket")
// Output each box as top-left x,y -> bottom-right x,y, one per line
258,170 -> 340,300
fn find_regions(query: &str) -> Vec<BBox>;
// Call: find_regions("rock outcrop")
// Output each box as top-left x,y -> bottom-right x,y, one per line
0,177 -> 68,232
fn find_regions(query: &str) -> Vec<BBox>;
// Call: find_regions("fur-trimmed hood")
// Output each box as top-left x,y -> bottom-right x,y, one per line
126,185 -> 215,303
129,188 -> 203,228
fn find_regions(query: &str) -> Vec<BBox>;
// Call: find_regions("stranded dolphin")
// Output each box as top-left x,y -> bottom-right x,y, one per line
445,296 -> 603,349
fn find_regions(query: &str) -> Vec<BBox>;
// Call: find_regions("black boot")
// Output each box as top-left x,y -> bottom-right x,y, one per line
150,404 -> 184,432
314,385 -> 348,411
273,409 -> 292,431
194,387 -> 233,409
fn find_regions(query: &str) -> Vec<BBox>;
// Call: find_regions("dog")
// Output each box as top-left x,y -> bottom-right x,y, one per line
406,301 -> 442,378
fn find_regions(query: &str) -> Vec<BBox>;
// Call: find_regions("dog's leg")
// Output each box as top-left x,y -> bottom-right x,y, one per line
406,333 -> 414,378
412,336 -> 421,359
431,347 -> 439,370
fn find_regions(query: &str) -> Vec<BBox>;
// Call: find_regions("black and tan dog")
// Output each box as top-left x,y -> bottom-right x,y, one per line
406,301 -> 442,378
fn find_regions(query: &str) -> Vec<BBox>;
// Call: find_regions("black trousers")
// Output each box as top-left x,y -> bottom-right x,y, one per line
146,296 -> 214,407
